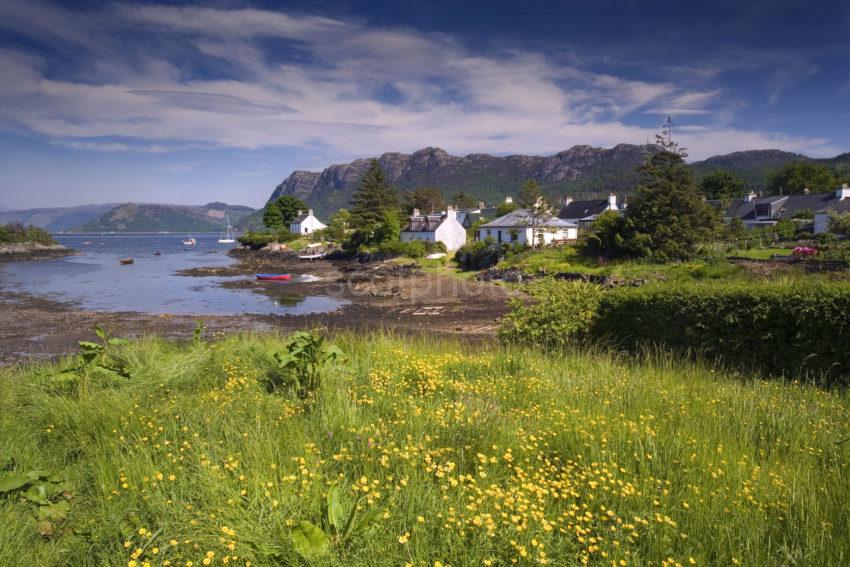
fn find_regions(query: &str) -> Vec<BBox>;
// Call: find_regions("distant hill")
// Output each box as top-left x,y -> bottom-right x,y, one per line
690,150 -> 850,190
264,145 -> 850,220
0,204 -> 119,231
268,144 -> 661,217
78,202 -> 255,233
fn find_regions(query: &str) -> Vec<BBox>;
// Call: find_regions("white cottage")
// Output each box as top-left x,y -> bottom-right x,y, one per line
476,209 -> 578,246
400,206 -> 468,251
290,209 -> 326,235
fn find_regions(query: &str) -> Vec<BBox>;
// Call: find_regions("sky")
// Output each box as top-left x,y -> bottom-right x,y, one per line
0,0 -> 848,209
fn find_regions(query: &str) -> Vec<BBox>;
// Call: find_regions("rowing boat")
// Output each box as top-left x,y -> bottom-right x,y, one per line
255,273 -> 291,281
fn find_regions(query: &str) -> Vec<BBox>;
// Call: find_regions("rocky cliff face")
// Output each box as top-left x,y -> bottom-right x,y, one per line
269,144 -> 661,216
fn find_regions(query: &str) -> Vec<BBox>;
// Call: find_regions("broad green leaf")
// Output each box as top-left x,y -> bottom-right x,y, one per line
78,341 -> 100,351
325,485 -> 344,530
290,520 -> 331,562
37,500 -> 70,521
107,338 -> 128,346
94,326 -> 106,340
0,472 -> 33,493
350,507 -> 382,537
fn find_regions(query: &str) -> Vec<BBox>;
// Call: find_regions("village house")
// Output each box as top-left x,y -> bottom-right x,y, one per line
400,206 -> 468,251
710,183 -> 850,234
557,193 -> 621,228
455,201 -> 499,229
475,208 -> 578,245
289,209 -> 326,235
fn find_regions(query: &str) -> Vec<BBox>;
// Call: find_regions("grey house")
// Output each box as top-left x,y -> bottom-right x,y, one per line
557,194 -> 620,228
709,184 -> 850,233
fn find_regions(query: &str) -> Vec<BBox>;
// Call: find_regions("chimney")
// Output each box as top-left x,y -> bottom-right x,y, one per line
505,196 -> 513,204
608,193 -> 617,210
307,208 -> 314,216
412,208 -> 420,217
296,209 -> 302,217
744,191 -> 757,203
563,195 -> 573,207
445,205 -> 456,220
837,183 -> 850,200
478,201 -> 484,209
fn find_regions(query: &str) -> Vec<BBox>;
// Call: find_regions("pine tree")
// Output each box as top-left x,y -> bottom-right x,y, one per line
350,160 -> 398,231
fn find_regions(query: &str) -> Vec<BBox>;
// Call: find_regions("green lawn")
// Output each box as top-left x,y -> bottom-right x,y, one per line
726,248 -> 794,260
1,333 -> 849,566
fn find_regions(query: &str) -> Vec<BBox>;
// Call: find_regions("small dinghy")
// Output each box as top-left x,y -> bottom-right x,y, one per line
256,273 -> 291,281
120,258 -> 134,265
154,251 -> 162,256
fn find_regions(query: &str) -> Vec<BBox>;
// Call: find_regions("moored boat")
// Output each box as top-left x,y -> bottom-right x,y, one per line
120,258 -> 134,265
255,273 -> 291,281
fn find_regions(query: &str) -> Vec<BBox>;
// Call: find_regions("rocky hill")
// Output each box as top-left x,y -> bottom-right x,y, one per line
78,202 -> 255,233
267,145 -> 850,218
269,144 -> 661,216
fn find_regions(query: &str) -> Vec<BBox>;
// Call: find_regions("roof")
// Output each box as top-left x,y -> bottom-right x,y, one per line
558,199 -> 610,220
479,208 -> 578,229
402,214 -> 446,233
709,191 -> 848,220
292,213 -> 310,223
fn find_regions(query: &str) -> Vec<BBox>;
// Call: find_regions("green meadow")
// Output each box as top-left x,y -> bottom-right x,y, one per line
1,333 -> 848,566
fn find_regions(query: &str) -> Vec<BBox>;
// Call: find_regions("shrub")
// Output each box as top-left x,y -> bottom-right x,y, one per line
0,223 -> 56,245
265,331 -> 343,400
500,280 -> 850,384
454,238 -> 505,270
238,230 -> 299,250
498,280 -> 602,349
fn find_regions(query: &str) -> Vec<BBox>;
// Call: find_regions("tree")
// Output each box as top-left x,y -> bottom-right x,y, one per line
768,162 -> 838,195
581,210 -> 626,258
616,151 -> 721,261
452,192 -> 477,209
404,187 -> 445,214
828,211 -> 850,237
325,209 -> 351,242
495,200 -> 518,217
348,160 -> 399,248
517,180 -> 551,248
699,171 -> 744,200
263,195 -> 306,229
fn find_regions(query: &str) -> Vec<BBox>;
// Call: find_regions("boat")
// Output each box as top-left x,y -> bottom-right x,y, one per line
154,251 -> 162,256
217,212 -> 236,244
182,236 -> 196,246
256,273 -> 291,281
120,258 -> 134,265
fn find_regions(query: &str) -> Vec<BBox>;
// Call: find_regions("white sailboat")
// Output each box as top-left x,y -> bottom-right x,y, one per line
182,235 -> 196,246
218,212 -> 236,244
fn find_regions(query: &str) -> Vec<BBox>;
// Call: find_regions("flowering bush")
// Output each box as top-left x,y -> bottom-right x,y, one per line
792,246 -> 817,257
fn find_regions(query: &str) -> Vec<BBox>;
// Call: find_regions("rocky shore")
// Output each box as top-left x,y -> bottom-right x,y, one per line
0,242 -> 75,262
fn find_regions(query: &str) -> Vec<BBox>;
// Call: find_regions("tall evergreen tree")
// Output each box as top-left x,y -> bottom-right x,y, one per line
350,160 -> 398,230
619,151 -> 721,261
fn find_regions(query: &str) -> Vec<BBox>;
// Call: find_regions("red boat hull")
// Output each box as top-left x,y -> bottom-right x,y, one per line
256,274 -> 291,281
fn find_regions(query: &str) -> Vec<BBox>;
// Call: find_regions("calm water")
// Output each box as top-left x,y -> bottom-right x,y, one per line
0,234 -> 347,315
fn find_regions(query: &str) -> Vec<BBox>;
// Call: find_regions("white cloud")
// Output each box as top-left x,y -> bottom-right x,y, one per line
0,1 -> 841,164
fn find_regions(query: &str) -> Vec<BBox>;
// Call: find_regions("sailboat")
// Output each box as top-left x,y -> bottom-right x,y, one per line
182,235 -> 196,246
218,212 -> 236,244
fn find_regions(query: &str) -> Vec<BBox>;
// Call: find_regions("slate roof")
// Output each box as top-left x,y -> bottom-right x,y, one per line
402,214 -> 446,233
709,191 -> 849,221
292,212 -> 311,223
558,199 -> 611,220
479,209 -> 578,229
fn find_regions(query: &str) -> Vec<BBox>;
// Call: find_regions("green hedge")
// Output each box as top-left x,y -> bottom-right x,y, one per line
500,280 -> 850,383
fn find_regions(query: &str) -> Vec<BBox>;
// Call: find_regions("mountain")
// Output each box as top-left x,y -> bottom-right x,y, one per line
78,202 -> 255,233
0,204 -> 119,231
269,144 -> 661,217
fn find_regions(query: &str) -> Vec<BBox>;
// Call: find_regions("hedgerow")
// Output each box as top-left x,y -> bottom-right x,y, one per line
500,279 -> 850,383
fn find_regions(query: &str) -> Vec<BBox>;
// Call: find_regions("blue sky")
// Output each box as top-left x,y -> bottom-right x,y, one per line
0,0 -> 848,209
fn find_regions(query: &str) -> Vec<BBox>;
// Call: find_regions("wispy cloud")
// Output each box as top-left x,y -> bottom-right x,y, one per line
0,1 -> 841,163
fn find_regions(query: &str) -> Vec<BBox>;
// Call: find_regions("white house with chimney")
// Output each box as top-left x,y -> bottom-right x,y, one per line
476,209 -> 578,245
557,193 -> 621,228
400,206 -> 468,251
289,209 -> 327,235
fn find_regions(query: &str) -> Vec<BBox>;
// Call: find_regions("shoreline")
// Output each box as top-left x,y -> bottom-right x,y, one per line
0,242 -> 76,262
0,251 -> 513,365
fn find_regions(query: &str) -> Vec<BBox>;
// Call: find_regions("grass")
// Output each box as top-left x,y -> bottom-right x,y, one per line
1,333 -> 849,566
497,247 -> 745,282
726,248 -> 794,260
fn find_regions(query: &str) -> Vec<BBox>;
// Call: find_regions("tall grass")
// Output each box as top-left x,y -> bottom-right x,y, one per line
1,333 -> 848,566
